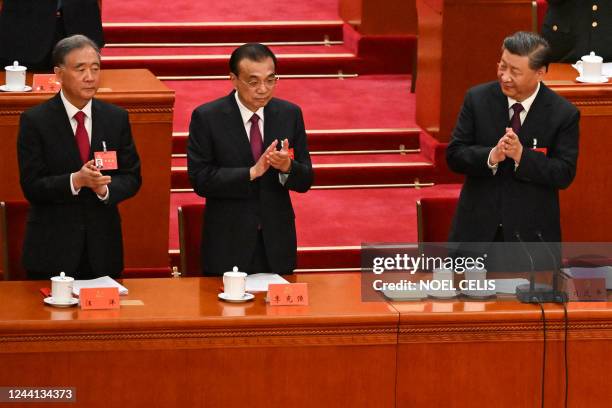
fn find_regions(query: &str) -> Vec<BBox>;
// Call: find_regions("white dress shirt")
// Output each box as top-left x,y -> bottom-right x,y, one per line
234,92 -> 288,184
61,91 -> 109,200
487,81 -> 541,174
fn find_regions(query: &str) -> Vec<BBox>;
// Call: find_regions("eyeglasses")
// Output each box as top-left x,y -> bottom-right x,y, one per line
238,75 -> 279,89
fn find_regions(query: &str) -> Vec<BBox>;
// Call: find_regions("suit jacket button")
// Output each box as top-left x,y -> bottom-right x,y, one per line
592,21 -> 598,28
552,25 -> 558,31
592,5 -> 598,11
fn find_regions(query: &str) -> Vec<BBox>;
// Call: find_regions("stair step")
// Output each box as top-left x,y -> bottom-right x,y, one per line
102,52 -> 360,76
165,75 -> 417,133
171,128 -> 421,155
103,21 -> 344,44
170,153 -> 435,189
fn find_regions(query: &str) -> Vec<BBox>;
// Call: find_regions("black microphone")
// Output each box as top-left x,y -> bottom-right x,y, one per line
536,232 -> 567,303
515,231 -> 536,295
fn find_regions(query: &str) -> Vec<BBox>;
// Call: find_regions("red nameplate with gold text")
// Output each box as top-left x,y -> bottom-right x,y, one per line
32,74 -> 61,92
268,283 -> 309,306
80,287 -> 120,310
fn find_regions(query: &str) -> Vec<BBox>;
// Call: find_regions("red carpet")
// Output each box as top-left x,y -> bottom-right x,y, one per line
170,186 -> 464,247
166,75 -> 416,133
102,0 -> 341,23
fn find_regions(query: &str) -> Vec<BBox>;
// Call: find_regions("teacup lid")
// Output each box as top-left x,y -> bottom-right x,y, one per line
5,61 -> 27,72
224,266 -> 247,277
51,271 -> 74,282
582,52 -> 603,63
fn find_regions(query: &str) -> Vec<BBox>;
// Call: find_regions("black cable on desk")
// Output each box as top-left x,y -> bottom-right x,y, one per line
562,300 -> 569,408
537,301 -> 547,408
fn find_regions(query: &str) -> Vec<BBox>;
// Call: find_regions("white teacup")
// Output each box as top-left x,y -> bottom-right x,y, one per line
580,52 -> 603,80
5,60 -> 27,91
465,267 -> 487,282
223,266 -> 247,299
432,267 -> 453,282
51,272 -> 74,303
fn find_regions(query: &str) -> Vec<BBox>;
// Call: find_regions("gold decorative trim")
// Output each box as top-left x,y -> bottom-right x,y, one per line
313,162 -> 432,168
1,326 -> 398,347
103,20 -> 344,28
170,182 -> 436,193
399,321 -> 612,343
103,53 -> 354,61
106,41 -> 344,48
171,128 -> 421,137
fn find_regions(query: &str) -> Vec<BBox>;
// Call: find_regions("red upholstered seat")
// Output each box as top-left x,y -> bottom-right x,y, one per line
1,201 -> 30,281
178,203 -> 205,277
416,196 -> 459,243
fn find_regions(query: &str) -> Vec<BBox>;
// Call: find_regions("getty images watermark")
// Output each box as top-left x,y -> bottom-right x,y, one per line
360,243 -> 499,301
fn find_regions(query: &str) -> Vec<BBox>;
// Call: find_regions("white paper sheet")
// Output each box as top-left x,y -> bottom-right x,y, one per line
72,276 -> 129,296
245,273 -> 289,292
493,278 -> 530,294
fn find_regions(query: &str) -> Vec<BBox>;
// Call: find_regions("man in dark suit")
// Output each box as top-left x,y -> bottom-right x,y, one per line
17,35 -> 141,280
542,0 -> 612,62
0,0 -> 104,71
187,43 -> 313,276
446,32 -> 579,267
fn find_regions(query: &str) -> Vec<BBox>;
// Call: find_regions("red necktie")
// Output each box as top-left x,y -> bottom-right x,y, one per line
249,114 -> 263,162
510,103 -> 524,134
74,111 -> 90,164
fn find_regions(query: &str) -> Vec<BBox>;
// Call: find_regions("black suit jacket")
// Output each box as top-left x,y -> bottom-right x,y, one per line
0,0 -> 104,69
17,93 -> 141,279
187,91 -> 313,276
446,81 -> 579,243
542,0 -> 612,62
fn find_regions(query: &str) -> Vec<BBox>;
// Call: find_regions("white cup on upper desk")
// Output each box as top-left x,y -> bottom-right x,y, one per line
580,52 -> 603,80
51,272 -> 74,303
4,60 -> 27,91
223,266 -> 247,299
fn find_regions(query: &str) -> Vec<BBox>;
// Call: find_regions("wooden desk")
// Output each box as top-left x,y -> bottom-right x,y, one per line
393,296 -> 612,408
0,70 -> 174,273
544,64 -> 612,241
0,273 -> 398,408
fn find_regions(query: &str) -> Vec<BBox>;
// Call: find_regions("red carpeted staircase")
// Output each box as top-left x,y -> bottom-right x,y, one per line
101,0 -> 463,272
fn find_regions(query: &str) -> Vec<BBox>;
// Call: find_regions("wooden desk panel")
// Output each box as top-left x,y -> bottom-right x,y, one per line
545,64 -> 612,241
0,274 -> 398,408
393,299 -> 612,408
0,70 -> 174,272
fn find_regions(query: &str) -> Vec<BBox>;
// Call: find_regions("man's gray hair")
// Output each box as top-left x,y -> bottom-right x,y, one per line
502,31 -> 551,71
52,35 -> 101,67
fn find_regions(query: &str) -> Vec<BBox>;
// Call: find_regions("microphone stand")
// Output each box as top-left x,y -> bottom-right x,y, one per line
515,232 -> 557,303
536,232 -> 568,303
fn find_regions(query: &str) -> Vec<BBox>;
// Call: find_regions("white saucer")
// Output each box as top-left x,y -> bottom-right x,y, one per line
0,85 -> 32,92
382,289 -> 428,301
218,292 -> 254,303
576,76 -> 609,84
461,289 -> 496,299
43,297 -> 78,307
426,289 -> 458,299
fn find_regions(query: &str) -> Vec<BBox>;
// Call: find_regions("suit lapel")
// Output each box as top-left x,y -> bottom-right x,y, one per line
223,92 -> 255,165
90,99 -> 105,160
263,99 -> 280,148
49,93 -> 82,168
519,83 -> 551,148
490,83 -> 510,145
